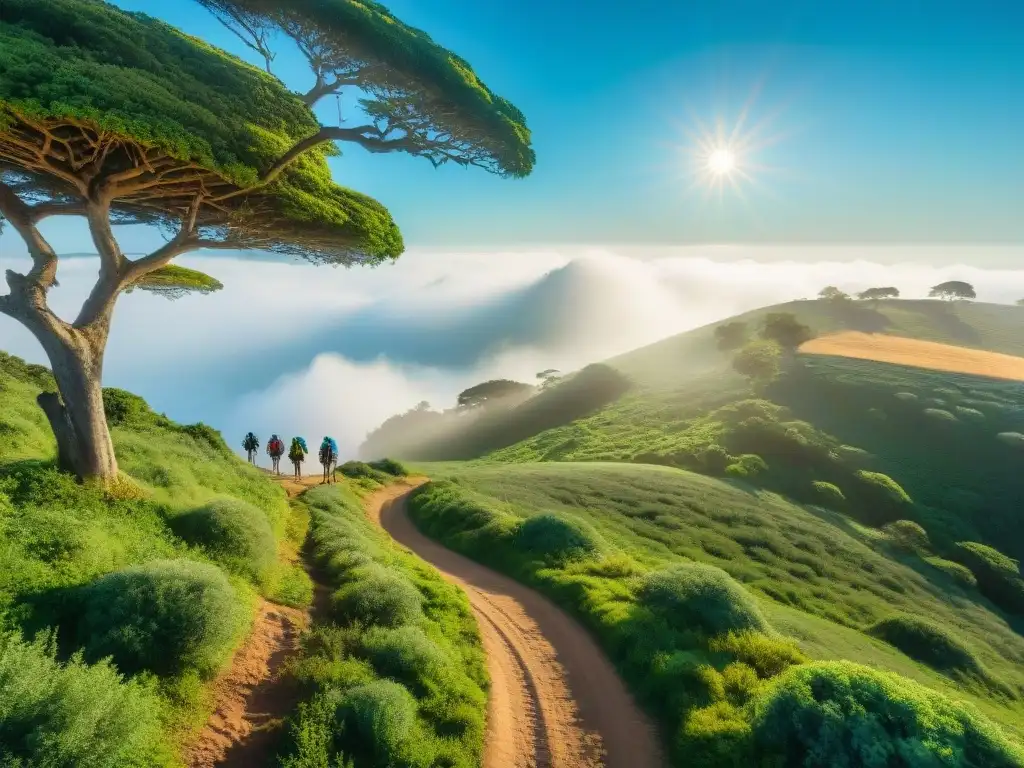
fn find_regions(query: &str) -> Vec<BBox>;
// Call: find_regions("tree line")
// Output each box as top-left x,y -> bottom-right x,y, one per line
816,281 -> 978,302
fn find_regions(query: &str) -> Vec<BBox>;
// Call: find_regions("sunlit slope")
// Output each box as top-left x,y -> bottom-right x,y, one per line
608,299 -> 1024,388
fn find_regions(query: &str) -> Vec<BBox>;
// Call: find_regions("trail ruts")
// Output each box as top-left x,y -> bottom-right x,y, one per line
368,482 -> 665,768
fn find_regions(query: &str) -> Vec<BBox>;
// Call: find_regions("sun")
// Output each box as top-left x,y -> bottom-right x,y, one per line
707,147 -> 736,175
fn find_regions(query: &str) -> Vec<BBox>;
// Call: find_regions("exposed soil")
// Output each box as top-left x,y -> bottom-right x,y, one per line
367,482 -> 665,768
801,331 -> 1024,381
184,600 -> 308,768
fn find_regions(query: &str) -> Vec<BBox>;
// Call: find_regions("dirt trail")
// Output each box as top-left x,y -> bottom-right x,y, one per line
367,483 -> 665,768
801,331 -> 1024,381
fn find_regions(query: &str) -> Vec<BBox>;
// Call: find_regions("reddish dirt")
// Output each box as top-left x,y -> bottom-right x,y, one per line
185,600 -> 308,768
800,332 -> 1024,382
367,482 -> 665,768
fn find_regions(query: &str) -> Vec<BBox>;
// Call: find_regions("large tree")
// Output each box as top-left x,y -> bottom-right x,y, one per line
929,281 -> 976,302
857,286 -> 900,302
456,379 -> 534,409
760,312 -> 814,352
0,0 -> 532,482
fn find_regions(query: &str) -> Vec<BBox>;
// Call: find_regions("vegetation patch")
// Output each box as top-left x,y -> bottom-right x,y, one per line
868,614 -> 984,678
953,542 -> 1024,616
170,497 -> 277,585
515,513 -> 605,565
279,484 -> 486,768
639,563 -> 770,636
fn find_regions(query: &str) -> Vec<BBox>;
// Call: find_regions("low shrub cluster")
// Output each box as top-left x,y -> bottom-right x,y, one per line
868,613 -> 984,678
170,497 -> 277,585
279,485 -> 486,768
953,542 -> 1024,616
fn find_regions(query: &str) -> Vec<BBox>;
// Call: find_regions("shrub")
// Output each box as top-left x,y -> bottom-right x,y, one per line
76,559 -> 245,677
751,661 -> 1024,767
923,407 -> 957,422
638,563 -> 770,636
515,514 -> 603,565
360,625 -> 448,693
868,614 -> 983,677
331,565 -> 424,627
338,680 -> 418,765
923,556 -> 978,589
955,406 -> 985,421
367,458 -> 408,477
952,542 -> 1024,615
0,631 -> 173,768
894,391 -> 918,401
996,432 -> 1024,449
101,388 -> 152,427
170,497 -> 276,584
850,470 -> 913,525
882,520 -> 930,552
810,480 -> 845,508
698,444 -> 732,474
724,454 -> 768,479
339,461 -> 391,483
708,630 -> 807,678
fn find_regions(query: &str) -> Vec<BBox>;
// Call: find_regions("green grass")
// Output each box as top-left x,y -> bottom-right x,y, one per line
0,352 -> 297,762
278,482 -> 487,768
408,461 -> 1024,765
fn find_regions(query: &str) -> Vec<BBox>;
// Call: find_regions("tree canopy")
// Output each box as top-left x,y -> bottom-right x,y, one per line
124,265 -> 224,300
457,379 -> 534,409
194,0 -> 535,177
714,321 -> 748,352
0,0 -> 402,265
857,286 -> 900,301
929,281 -> 976,301
732,340 -> 781,383
818,286 -> 850,301
760,312 -> 814,351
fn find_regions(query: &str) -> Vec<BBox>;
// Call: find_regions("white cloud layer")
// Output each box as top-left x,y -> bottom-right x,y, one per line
2,240 -> 1023,459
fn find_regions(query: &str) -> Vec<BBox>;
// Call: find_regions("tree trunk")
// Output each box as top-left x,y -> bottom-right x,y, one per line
36,331 -> 118,481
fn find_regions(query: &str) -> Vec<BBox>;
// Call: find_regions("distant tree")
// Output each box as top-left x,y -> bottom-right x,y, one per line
536,369 -> 563,390
413,401 -> 432,412
457,380 -> 534,409
857,286 -> 900,302
760,313 -> 814,352
819,286 -> 850,302
714,321 -> 749,352
929,281 -> 976,301
732,340 -> 782,384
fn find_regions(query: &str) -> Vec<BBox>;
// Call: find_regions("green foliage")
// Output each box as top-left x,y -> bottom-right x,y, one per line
810,480 -> 845,508
75,559 -> 247,678
923,556 -> 978,589
698,444 -> 733,474
169,497 -> 277,584
457,379 -> 534,408
751,661 -> 1024,767
367,458 -> 408,477
331,565 -> 425,628
732,340 -> 782,383
759,312 -> 814,351
125,264 -> 224,300
515,513 -> 604,565
930,280 -> 977,301
923,407 -> 957,421
725,453 -> 768,479
953,542 -> 1024,615
279,485 -> 486,767
0,631 -> 173,768
850,471 -> 913,525
102,388 -> 153,428
338,461 -> 392,484
714,321 -> 749,352
0,0 -> 403,263
868,614 -> 985,679
857,286 -> 900,301
882,520 -> 930,553
639,563 -> 770,636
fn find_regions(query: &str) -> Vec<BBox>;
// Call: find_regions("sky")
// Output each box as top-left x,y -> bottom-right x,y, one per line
2,1 -> 1024,458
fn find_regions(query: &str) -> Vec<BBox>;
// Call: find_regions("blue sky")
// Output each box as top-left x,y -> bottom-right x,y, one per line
91,0 -> 1024,248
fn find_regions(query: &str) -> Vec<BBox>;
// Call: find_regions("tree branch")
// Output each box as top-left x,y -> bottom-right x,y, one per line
86,199 -> 126,277
300,76 -> 362,107
29,201 -> 89,222
0,181 -> 60,290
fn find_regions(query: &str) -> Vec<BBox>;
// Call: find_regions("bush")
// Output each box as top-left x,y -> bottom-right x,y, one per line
101,388 -> 152,427
724,454 -> 768,479
698,444 -> 732,474
368,458 -> 408,477
894,391 -> 918,401
331,565 -> 424,627
996,432 -> 1024,449
76,559 -> 245,677
751,661 -> 1024,767
952,542 -> 1024,615
923,407 -> 957,422
955,406 -> 986,421
170,497 -> 276,584
882,520 -> 930,552
339,461 -> 391,483
810,480 -> 845,508
868,614 -> 984,677
360,625 -> 448,693
639,563 -> 770,636
850,470 -> 913,525
0,631 -> 172,768
338,680 -> 418,765
707,630 -> 807,678
515,514 -> 603,565
923,556 -> 978,589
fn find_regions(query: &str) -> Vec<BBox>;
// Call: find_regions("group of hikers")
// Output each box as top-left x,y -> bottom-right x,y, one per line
242,432 -> 339,484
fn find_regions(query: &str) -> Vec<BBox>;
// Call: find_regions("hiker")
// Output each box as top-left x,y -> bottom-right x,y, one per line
242,432 -> 259,465
267,434 -> 285,475
289,436 -> 308,479
319,436 -> 338,484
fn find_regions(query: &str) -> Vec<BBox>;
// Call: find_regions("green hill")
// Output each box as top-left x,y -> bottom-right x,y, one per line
609,298 -> 1024,389
0,352 -> 305,765
409,462 -> 1024,766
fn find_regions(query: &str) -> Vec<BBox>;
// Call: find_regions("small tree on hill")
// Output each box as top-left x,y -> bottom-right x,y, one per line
929,281 -> 976,302
818,286 -> 850,302
857,286 -> 900,302
0,0 -> 532,483
733,340 -> 782,385
537,369 -> 562,390
457,380 -> 534,409
714,321 -> 748,352
760,313 -> 814,352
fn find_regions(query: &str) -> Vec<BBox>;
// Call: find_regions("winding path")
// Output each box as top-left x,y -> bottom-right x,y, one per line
367,483 -> 665,768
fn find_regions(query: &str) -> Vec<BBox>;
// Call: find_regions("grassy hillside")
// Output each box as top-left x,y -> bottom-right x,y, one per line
608,298 -> 1024,388
409,462 -> 1024,766
0,352 -> 303,765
